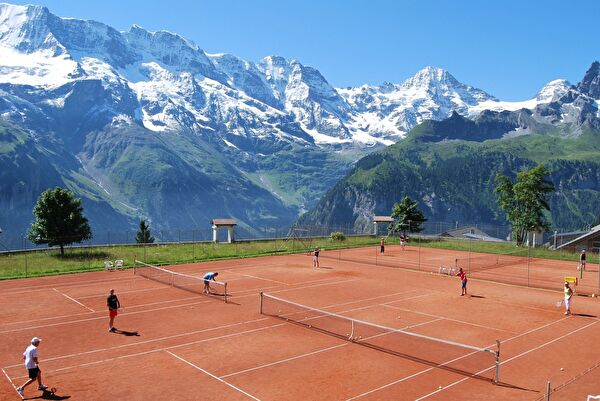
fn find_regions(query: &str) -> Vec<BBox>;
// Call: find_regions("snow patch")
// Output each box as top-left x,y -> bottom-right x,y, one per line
0,46 -> 77,87
223,139 -> 238,149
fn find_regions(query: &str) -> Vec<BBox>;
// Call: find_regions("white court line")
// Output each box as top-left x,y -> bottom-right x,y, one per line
5,318 -> 285,379
220,311 -> 444,379
345,316 -> 573,400
0,298 -> 212,335
166,351 -> 261,400
0,293 -> 207,327
268,278 -> 361,295
4,289 -> 436,378
1,276 -> 357,332
381,303 -> 514,334
53,288 -> 95,312
414,320 -> 599,401
4,275 -> 140,295
235,273 -> 289,285
76,285 -> 175,299
3,287 -> 416,370
221,343 -> 349,379
1,367 -> 14,386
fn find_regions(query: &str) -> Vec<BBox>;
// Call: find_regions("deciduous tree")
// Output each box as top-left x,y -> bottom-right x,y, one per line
28,187 -> 92,256
495,164 -> 554,245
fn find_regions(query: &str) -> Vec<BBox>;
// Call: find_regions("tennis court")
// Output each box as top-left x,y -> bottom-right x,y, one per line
0,245 -> 599,400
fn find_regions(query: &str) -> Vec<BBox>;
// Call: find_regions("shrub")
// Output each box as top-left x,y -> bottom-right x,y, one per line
330,231 -> 346,241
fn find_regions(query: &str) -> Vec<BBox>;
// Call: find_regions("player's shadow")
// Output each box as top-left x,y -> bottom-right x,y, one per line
316,266 -> 333,269
573,313 -> 597,318
113,329 -> 140,336
26,390 -> 71,400
469,295 -> 486,299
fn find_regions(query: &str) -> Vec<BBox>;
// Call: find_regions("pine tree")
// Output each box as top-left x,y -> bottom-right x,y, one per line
389,196 -> 427,234
135,219 -> 155,244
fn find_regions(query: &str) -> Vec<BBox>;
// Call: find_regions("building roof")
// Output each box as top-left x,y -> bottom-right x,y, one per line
211,218 -> 237,226
556,224 -> 600,250
373,216 -> 394,223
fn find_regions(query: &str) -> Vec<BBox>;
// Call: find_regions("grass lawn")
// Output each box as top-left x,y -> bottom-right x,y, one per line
0,235 -> 587,279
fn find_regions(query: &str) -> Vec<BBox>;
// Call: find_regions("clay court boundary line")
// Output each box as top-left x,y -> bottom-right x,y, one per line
165,351 -> 261,400
381,303 -> 515,334
0,298 -> 214,335
4,291 -> 441,379
1,367 -> 16,389
3,275 -> 140,295
219,317 -> 443,379
2,290 -> 429,370
346,316 -> 573,400
4,317 -> 274,371
8,306 -> 443,382
414,320 -> 599,401
0,277 -> 360,334
7,322 -> 290,380
235,273 -> 289,285
52,288 -> 95,312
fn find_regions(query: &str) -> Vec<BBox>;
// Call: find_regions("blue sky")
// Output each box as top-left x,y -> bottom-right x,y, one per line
10,0 -> 600,100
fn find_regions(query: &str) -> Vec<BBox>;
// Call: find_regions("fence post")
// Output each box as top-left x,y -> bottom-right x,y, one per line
495,339 -> 500,384
527,244 -> 531,287
418,235 -> 421,270
23,237 -> 28,278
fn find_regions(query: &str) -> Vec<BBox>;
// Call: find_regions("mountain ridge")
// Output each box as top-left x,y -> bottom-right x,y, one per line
0,2 -> 598,242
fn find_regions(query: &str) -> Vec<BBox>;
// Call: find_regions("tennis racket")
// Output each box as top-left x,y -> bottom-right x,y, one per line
555,299 -> 564,308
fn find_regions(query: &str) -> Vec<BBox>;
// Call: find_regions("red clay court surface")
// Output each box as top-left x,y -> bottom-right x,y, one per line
1,245 -> 599,400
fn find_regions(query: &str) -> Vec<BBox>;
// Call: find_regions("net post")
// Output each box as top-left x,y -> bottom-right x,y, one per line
546,380 -> 551,401
259,292 -> 263,314
224,282 -> 228,303
494,339 -> 501,384
349,320 -> 355,340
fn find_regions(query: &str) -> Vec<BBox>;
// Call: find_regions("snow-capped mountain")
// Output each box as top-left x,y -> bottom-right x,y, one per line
0,3 -> 580,149
0,2 -> 598,240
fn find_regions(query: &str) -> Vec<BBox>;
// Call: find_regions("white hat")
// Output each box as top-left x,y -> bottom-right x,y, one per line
31,337 -> 42,343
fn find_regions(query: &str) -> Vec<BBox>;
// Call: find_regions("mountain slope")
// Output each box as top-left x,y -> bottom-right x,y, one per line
0,2 -> 598,240
300,124 -> 600,232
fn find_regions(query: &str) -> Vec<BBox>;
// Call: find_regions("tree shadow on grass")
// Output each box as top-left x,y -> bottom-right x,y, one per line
53,251 -> 112,260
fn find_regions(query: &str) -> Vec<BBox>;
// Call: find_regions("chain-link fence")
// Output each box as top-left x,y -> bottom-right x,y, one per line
1,221 -> 595,284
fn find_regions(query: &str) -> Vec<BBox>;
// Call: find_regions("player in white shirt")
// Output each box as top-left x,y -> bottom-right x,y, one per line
16,337 -> 48,396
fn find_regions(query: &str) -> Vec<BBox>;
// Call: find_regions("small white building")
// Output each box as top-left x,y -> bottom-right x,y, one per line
211,219 -> 236,243
373,216 -> 394,236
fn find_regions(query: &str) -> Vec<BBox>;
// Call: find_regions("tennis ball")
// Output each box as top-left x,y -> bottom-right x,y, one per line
438,386 -> 443,389
560,367 -> 564,371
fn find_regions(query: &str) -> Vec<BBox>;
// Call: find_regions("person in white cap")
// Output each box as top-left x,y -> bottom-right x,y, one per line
16,337 -> 47,396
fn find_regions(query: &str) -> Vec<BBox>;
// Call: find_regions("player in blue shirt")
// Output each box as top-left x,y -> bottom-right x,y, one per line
203,272 -> 219,294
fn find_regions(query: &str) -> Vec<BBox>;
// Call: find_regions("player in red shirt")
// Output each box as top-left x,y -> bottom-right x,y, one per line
457,268 -> 468,296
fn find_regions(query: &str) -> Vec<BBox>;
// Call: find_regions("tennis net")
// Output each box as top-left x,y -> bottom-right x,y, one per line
134,260 -> 228,302
259,292 -> 500,383
455,251 -> 528,275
